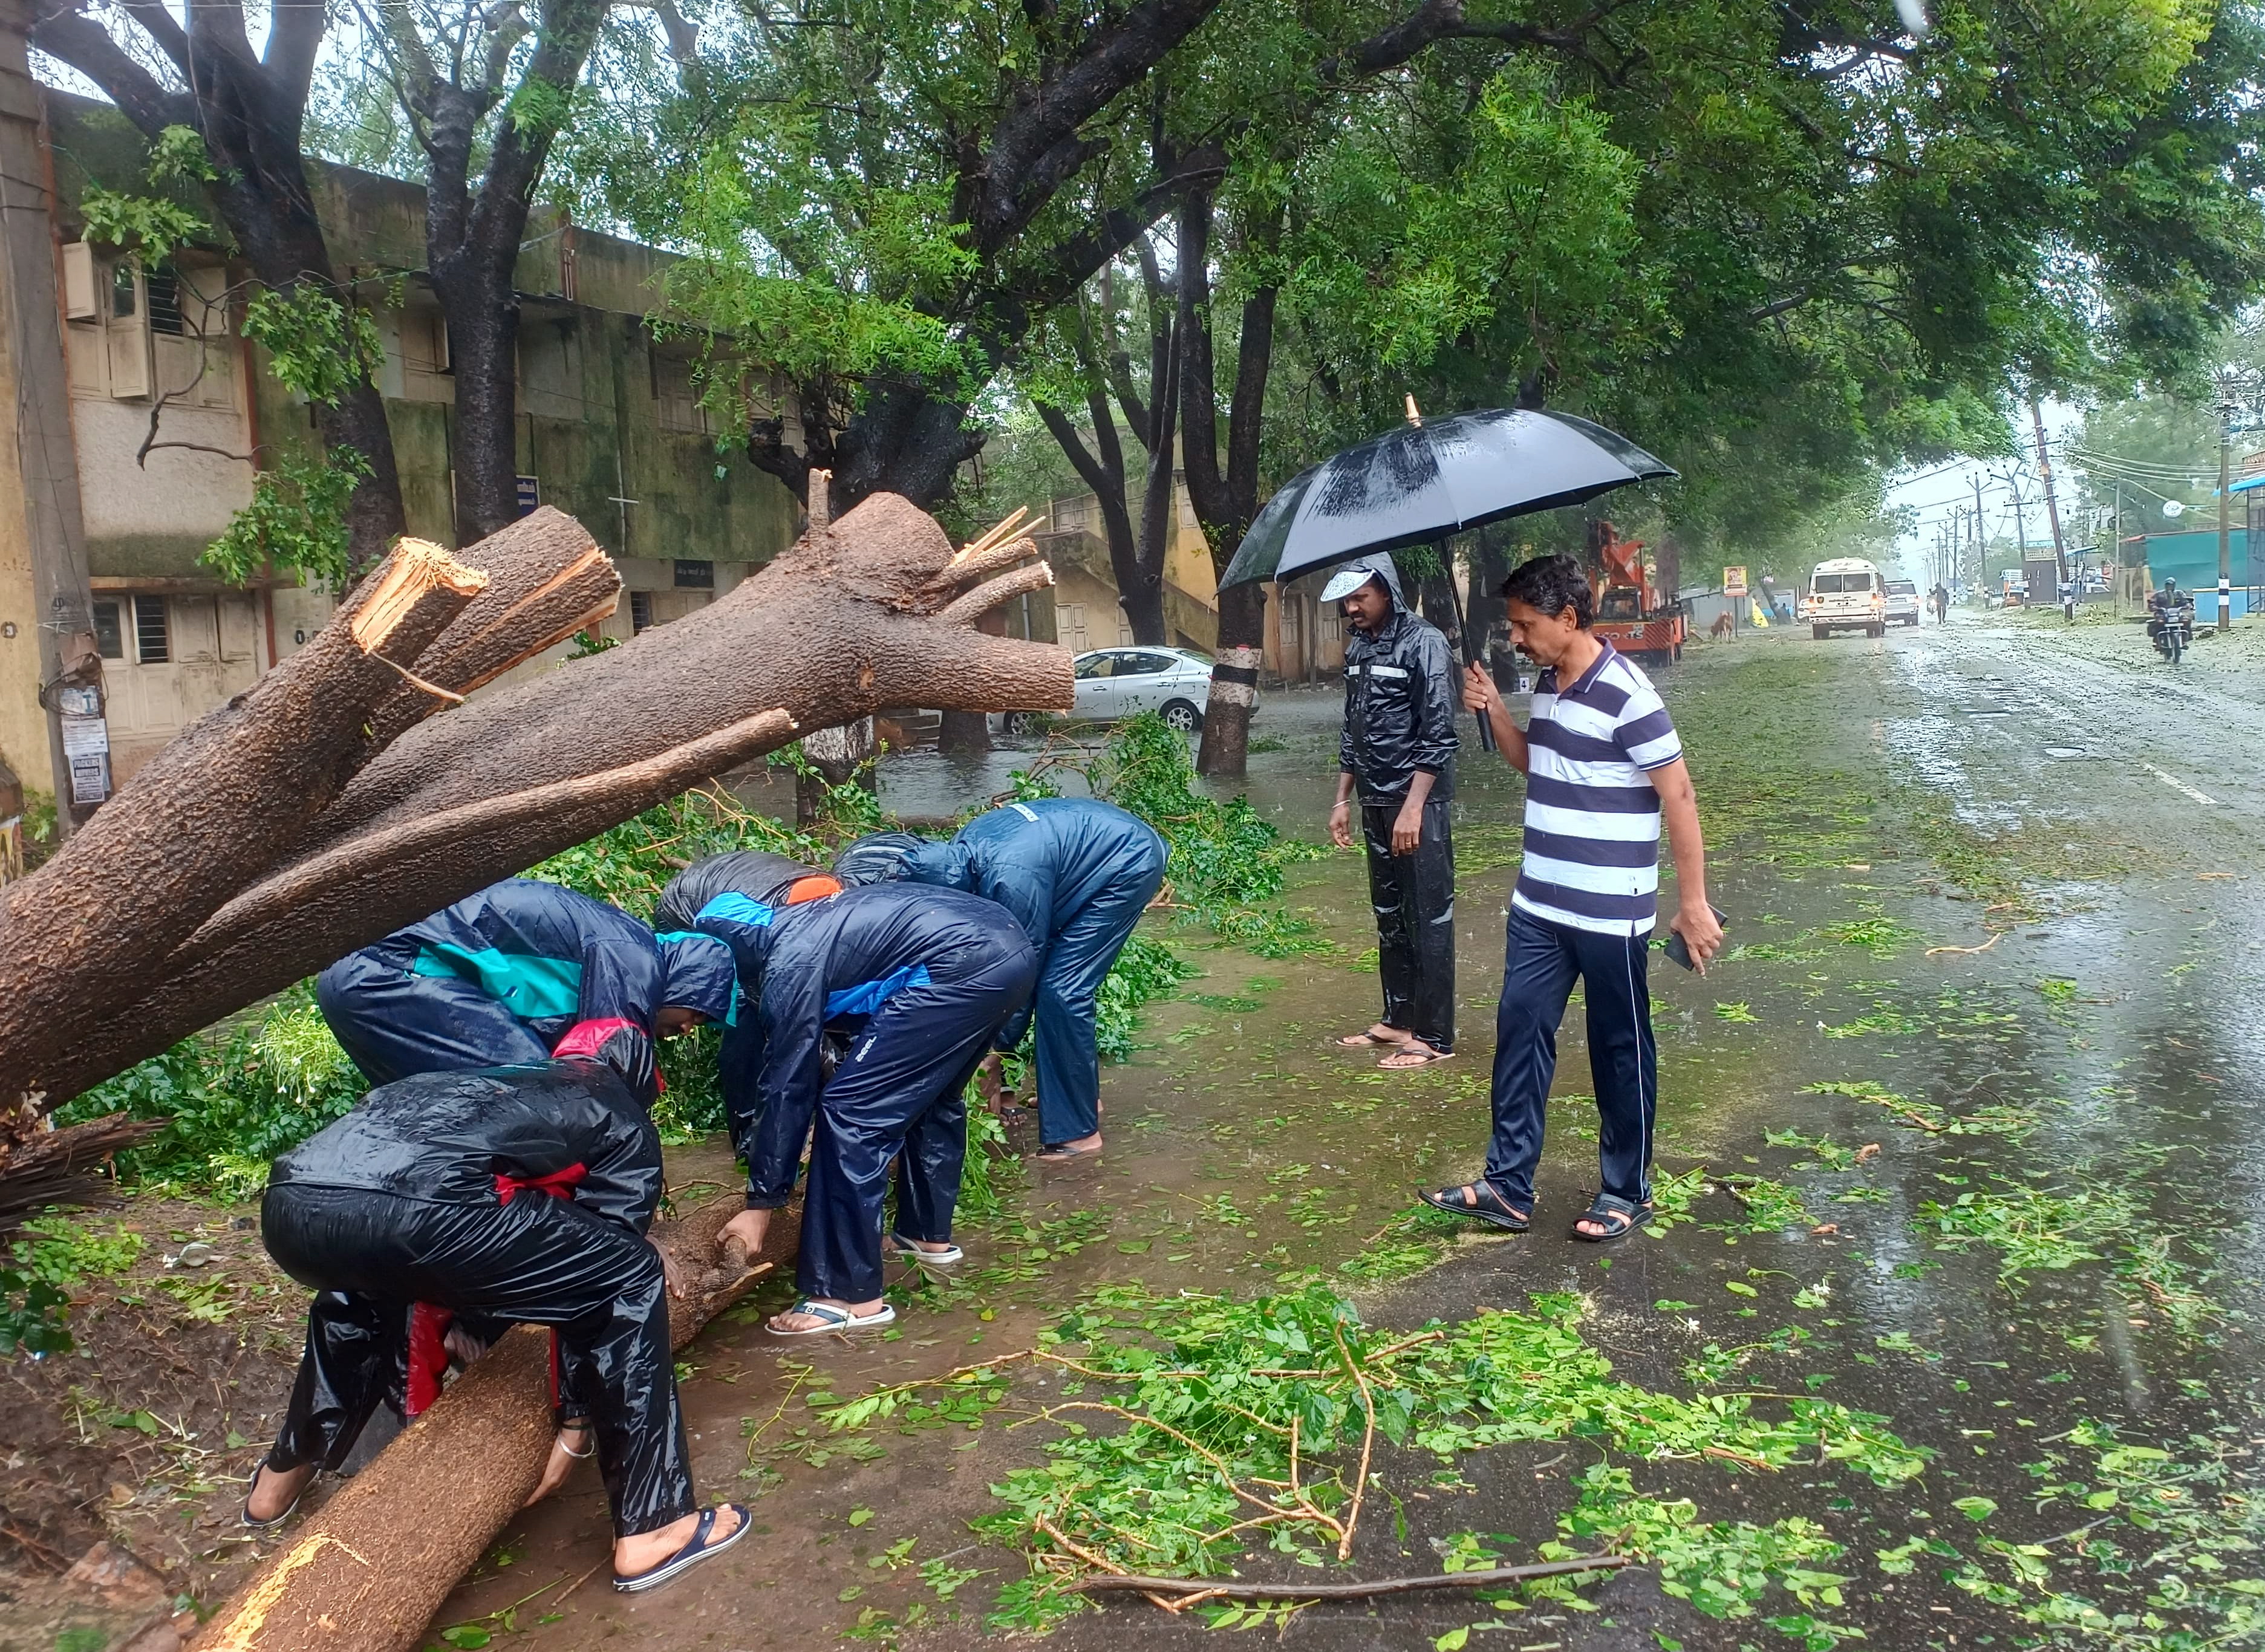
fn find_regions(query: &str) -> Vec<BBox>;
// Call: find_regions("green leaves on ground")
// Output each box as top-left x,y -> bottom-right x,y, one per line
2,1217 -> 145,1355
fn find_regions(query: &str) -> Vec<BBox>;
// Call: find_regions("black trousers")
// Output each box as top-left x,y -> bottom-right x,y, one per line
261,1183 -> 694,1538
1360,794 -> 1455,1053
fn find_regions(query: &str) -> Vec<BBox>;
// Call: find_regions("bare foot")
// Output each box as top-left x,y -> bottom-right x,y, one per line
525,1425 -> 592,1507
246,1460 -> 316,1523
613,1502 -> 746,1577
1038,1132 -> 1102,1161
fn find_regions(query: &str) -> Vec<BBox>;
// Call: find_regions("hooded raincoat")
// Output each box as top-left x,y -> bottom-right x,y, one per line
835,801 -> 1165,1146
259,1060 -> 696,1537
315,879 -> 736,1107
1334,554 -> 1458,1053
696,884 -> 1037,1303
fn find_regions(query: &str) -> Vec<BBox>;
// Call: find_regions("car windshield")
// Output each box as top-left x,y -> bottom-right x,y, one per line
1813,572 -> 1874,593
1886,582 -> 1917,596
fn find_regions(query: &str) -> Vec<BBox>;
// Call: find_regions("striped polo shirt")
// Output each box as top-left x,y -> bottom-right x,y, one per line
1513,642 -> 1684,937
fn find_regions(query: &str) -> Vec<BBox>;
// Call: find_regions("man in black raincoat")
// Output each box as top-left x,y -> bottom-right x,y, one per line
831,798 -> 1167,1160
1323,553 -> 1459,1068
700,884 -> 1036,1335
316,879 -> 738,1107
244,1059 -> 748,1593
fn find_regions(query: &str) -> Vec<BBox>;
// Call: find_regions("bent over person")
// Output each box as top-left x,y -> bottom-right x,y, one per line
316,879 -> 737,1105
1429,553 -> 1721,1243
704,885 -> 1037,1335
1322,553 -> 1459,1069
832,798 -> 1167,1160
245,1059 -> 748,1593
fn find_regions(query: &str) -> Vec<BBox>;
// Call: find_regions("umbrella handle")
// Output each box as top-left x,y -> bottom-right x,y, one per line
1440,551 -> 1499,755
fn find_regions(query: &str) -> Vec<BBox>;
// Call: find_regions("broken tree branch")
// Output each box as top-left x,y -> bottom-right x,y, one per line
1076,1555 -> 1633,1601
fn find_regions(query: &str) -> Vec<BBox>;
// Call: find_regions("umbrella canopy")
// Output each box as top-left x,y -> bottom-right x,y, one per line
1219,408 -> 1675,589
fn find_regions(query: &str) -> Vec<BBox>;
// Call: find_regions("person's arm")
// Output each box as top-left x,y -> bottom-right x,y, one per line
1461,663 -> 1530,773
1647,757 -> 1722,971
1393,630 -> 1456,854
1392,769 -> 1435,855
570,1088 -> 665,1234
741,967 -> 826,1209
1329,769 -> 1357,848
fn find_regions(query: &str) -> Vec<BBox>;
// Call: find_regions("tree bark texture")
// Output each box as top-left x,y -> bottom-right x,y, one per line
3,497 -> 1068,1121
186,1197 -> 800,1652
27,0 -> 409,568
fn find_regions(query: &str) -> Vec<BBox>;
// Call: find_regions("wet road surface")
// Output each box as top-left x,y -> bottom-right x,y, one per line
428,618 -> 2265,1652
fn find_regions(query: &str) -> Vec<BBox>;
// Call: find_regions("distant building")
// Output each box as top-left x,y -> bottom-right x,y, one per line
2,80 -> 816,805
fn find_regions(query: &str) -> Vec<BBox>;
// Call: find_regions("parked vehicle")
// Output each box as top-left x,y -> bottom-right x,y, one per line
1807,557 -> 1888,639
1883,578 -> 1921,628
1062,646 -> 1222,731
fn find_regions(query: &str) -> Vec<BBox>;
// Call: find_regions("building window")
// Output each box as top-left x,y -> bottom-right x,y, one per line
92,600 -> 123,659
111,262 -> 138,320
630,591 -> 653,634
145,269 -> 184,336
132,594 -> 169,663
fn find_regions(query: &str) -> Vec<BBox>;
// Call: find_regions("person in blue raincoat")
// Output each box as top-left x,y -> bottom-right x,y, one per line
701,884 -> 1036,1336
316,878 -> 738,1107
832,799 -> 1165,1160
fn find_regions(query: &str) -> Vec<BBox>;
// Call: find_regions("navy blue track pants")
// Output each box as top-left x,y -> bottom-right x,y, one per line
1031,847 -> 1166,1146
1484,909 -> 1657,1211
801,940 -> 1037,1302
317,943 -> 547,1084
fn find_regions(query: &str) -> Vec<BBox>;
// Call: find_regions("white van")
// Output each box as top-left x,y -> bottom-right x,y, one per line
1808,558 -> 1886,639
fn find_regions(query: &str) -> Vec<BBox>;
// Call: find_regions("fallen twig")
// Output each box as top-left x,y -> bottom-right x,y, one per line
1926,932 -> 2004,957
1075,1555 -> 1632,1601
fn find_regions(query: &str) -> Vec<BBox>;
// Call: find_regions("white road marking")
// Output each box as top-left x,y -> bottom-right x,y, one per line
2143,763 -> 2218,806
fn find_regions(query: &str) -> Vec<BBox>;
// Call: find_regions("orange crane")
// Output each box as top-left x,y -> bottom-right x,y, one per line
1586,519 -> 1685,666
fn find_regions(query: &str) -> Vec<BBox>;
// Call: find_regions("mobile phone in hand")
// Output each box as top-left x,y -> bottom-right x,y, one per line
1663,904 -> 1728,971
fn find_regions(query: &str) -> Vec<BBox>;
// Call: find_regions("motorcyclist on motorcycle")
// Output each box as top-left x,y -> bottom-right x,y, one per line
2148,579 -> 2194,661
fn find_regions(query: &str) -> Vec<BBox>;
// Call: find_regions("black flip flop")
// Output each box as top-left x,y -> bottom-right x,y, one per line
1569,1194 -> 1652,1243
1416,1182 -> 1530,1232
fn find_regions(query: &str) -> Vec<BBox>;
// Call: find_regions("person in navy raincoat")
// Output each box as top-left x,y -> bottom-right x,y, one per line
700,884 -> 1036,1335
833,799 -> 1165,1160
316,879 -> 738,1107
247,1059 -> 749,1593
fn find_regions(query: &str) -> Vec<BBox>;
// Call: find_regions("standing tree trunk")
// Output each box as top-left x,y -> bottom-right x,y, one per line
29,0 -> 408,568
1178,193 -> 1279,778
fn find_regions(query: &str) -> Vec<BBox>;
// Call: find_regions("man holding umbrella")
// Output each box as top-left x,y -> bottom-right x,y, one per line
1325,554 -> 1459,1069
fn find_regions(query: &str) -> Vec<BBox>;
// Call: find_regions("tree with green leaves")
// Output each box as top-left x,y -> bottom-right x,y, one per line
30,0 -> 409,568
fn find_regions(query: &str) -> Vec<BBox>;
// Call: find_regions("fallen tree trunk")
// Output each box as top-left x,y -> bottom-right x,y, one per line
12,495 -> 1067,1117
4,494 -> 1063,1128
189,1195 -> 798,1652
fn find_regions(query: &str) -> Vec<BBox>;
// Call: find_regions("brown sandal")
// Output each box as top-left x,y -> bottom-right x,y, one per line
1378,1044 -> 1455,1070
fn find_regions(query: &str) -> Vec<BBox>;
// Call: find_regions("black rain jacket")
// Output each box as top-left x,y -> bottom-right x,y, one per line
1337,558 -> 1459,801
267,1059 -> 663,1236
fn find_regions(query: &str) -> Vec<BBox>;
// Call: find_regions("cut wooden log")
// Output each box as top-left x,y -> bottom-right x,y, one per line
0,540 -> 487,1130
17,495 -> 1069,1117
187,1197 -> 797,1652
366,507 -> 622,747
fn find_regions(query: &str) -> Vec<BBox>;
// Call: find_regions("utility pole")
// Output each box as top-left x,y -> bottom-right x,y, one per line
2030,400 -> 2069,592
2217,382 -> 2235,633
1972,473 -> 1987,598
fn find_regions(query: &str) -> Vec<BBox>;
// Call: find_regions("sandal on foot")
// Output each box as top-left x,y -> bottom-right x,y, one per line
1415,1182 -> 1530,1232
241,1465 -> 308,1530
885,1233 -> 963,1265
766,1299 -> 897,1337
1037,1140 -> 1102,1162
1569,1194 -> 1652,1243
1334,1027 -> 1410,1049
1378,1044 -> 1455,1070
613,1503 -> 752,1593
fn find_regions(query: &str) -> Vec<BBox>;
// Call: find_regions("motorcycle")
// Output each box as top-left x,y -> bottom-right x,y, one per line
2147,596 -> 2195,662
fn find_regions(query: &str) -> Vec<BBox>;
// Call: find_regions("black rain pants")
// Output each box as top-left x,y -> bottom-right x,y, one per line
1360,793 -> 1456,1053
259,1181 -> 693,1538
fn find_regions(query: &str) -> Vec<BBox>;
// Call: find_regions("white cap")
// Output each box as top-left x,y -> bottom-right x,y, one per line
1320,563 -> 1385,603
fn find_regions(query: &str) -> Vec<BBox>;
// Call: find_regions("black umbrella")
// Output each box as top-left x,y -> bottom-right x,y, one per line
1221,406 -> 1673,752
1219,406 -> 1675,590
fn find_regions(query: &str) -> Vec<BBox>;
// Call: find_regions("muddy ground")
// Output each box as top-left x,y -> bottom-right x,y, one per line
8,608 -> 2264,1652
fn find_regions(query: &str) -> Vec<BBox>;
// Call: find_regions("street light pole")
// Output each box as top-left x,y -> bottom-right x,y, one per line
2031,400 -> 2069,591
